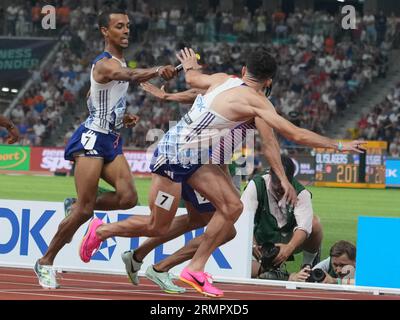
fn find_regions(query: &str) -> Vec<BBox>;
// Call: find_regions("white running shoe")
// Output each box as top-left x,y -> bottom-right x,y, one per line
34,260 -> 59,289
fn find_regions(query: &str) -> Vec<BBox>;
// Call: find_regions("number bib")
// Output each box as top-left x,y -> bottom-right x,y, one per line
81,131 -> 98,150
155,191 -> 175,211
194,190 -> 210,204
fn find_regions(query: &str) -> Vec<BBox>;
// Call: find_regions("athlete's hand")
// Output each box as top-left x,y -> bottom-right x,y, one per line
123,114 -> 140,128
158,65 -> 176,81
340,141 -> 367,153
279,179 -> 297,209
6,125 -> 20,144
140,82 -> 167,100
176,47 -> 201,72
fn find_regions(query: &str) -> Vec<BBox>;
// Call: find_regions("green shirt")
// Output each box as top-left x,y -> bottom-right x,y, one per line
251,173 -> 308,246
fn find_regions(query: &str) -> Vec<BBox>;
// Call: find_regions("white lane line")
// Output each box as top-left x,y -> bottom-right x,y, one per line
0,290 -> 109,300
222,289 -> 348,300
0,276 -> 233,300
0,271 -> 364,300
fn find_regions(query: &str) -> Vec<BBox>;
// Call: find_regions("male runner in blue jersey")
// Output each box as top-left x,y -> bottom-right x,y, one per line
33,9 -> 176,289
80,47 -> 365,297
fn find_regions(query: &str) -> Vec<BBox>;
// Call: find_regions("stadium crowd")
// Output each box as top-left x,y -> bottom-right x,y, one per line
1,1 -> 397,289
0,0 -> 398,158
353,83 -> 400,157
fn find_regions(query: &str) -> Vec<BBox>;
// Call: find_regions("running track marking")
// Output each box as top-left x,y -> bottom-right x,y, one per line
0,272 -> 346,300
0,272 -> 378,297
1,268 -> 399,300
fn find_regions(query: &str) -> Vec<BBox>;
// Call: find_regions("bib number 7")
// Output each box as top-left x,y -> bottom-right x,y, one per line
81,131 -> 97,150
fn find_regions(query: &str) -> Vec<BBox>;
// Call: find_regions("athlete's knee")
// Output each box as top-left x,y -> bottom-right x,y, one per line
74,201 -> 95,221
119,191 -> 138,209
219,199 -> 243,223
227,226 -> 237,242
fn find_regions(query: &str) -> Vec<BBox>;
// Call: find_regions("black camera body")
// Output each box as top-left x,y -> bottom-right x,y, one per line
306,268 -> 326,283
260,242 -> 280,270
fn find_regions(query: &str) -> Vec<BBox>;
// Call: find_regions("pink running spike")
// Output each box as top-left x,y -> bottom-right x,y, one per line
179,267 -> 223,298
79,218 -> 103,263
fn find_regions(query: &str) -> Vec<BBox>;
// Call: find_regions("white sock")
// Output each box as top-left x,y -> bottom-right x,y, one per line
302,250 -> 318,266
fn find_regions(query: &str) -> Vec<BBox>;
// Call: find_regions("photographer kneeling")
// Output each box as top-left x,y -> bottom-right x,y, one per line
242,156 -> 323,280
290,240 -> 356,284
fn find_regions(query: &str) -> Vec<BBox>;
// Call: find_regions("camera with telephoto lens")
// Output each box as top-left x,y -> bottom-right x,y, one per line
302,264 -> 326,283
260,242 -> 280,270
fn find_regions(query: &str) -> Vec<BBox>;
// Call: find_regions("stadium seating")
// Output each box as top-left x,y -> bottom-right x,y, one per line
1,1 -> 398,153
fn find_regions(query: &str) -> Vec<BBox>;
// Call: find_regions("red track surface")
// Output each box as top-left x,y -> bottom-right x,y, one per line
0,267 -> 399,300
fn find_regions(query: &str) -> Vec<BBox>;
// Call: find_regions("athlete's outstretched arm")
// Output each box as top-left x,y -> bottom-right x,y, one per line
0,115 -> 19,144
255,117 -> 297,207
94,59 -> 176,84
140,82 -> 205,104
252,98 -> 365,153
176,48 -> 228,89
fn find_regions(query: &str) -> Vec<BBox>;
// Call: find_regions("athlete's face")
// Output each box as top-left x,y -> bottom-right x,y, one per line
102,14 -> 130,49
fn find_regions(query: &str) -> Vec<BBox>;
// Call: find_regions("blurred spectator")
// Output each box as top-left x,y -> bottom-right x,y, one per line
375,10 -> 387,46
389,143 -> 400,157
2,3 -> 395,153
356,83 -> 400,153
57,2 -> 71,26
6,4 -> 18,36
31,2 -> 42,34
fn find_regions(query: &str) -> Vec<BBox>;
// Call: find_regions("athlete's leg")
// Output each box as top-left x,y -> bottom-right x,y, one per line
95,173 -> 182,239
134,201 -> 212,262
39,157 -> 103,265
154,205 -> 236,272
66,155 -> 137,213
185,164 -> 243,272
143,201 -> 235,295
95,155 -> 138,210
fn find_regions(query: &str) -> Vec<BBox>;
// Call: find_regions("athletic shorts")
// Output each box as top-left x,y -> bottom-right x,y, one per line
181,182 -> 216,213
64,125 -> 123,164
150,147 -> 202,183
151,148 -> 215,212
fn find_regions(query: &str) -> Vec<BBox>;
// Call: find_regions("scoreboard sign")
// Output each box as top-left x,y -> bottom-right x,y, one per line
314,141 -> 387,189
291,155 -> 315,182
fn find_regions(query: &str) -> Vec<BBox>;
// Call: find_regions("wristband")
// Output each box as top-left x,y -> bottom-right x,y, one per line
155,66 -> 162,74
337,141 -> 344,152
6,123 -> 15,130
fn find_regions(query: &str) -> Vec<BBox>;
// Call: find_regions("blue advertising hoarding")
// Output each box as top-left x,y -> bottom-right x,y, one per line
356,217 -> 400,289
386,158 -> 400,187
